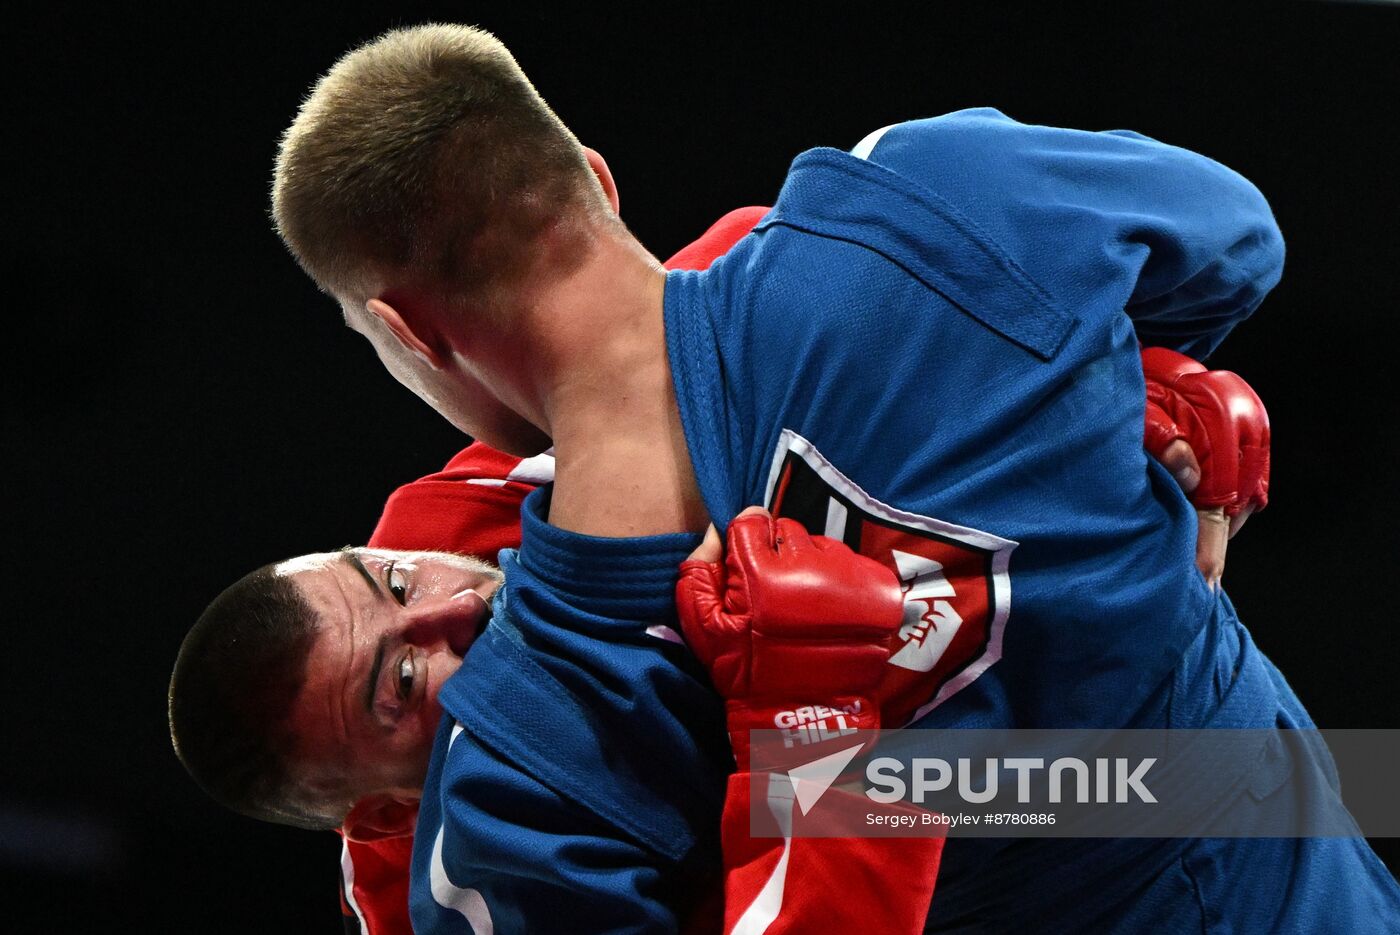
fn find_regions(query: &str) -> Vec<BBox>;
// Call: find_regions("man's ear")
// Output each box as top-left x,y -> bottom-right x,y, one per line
342,793 -> 420,843
365,298 -> 447,370
583,146 -> 620,215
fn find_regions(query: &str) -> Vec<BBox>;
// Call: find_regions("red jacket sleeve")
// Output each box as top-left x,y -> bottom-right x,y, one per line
717,773 -> 942,934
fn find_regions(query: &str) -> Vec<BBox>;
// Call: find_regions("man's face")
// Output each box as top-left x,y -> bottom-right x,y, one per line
342,297 -> 552,457
278,548 -> 503,811
341,299 -> 460,427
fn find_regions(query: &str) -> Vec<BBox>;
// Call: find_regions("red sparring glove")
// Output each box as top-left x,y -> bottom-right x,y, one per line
676,511 -> 905,772
1141,346 -> 1271,518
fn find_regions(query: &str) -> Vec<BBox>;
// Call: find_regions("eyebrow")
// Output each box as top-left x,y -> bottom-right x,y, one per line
338,548 -> 390,715
364,634 -> 391,716
339,546 -> 382,597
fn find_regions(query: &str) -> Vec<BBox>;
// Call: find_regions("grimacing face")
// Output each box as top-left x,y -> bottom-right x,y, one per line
277,548 -> 503,816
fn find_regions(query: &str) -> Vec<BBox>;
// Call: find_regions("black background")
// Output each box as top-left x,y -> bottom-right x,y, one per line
6,3 -> 1398,931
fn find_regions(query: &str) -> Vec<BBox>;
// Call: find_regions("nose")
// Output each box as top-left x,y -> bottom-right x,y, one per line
402,589 -> 489,657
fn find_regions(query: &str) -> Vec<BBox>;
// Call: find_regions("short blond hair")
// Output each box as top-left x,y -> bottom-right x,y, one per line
272,24 -> 602,304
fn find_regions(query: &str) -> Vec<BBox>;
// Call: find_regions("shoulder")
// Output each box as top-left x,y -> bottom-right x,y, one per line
852,108 -> 1177,186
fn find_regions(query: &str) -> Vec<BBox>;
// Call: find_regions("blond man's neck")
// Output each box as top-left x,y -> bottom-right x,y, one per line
528,227 -> 708,538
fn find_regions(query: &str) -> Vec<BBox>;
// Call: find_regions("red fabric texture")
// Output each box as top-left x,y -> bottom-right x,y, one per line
663,207 -> 771,272
720,773 -> 943,935
367,444 -> 542,558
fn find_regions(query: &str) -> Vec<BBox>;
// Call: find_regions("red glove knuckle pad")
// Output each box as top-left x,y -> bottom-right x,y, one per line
676,513 -> 906,770
1141,346 -> 1271,516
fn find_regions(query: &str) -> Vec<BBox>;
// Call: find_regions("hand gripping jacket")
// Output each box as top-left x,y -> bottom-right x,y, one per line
1141,345 -> 1270,517
677,513 -> 943,935
676,513 -> 900,770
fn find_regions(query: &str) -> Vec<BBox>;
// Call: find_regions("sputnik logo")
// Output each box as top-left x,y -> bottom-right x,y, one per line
787,743 -> 868,816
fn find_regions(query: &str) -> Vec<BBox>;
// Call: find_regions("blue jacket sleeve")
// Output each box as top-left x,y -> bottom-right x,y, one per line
860,109 -> 1285,359
410,489 -> 731,934
418,725 -> 691,935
